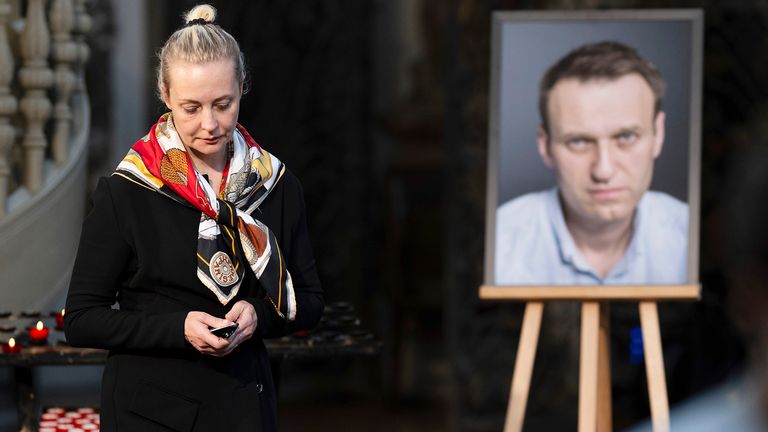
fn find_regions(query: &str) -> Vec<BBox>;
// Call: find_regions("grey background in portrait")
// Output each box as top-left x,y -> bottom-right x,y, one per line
496,20 -> 692,204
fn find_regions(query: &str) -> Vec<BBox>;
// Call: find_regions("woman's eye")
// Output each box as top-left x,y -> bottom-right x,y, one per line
216,103 -> 231,111
182,106 -> 198,114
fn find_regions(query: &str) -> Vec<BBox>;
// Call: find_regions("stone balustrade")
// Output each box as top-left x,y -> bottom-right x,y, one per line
0,0 -> 90,219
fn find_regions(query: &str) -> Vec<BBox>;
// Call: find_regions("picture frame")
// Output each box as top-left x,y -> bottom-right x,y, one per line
483,9 -> 703,288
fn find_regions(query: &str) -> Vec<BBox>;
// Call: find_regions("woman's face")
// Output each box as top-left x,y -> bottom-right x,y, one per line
161,59 -> 242,165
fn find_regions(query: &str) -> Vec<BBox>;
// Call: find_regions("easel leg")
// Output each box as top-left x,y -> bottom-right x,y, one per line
597,303 -> 613,432
597,303 -> 612,432
579,302 -> 600,432
639,301 -> 670,432
504,301 -> 544,432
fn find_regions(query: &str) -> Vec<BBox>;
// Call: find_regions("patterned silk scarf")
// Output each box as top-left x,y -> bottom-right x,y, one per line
114,113 -> 296,321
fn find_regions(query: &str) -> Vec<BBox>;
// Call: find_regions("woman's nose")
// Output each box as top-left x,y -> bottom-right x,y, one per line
201,109 -> 218,132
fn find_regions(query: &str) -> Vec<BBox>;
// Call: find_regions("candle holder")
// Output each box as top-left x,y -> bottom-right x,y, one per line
2,337 -> 22,353
54,309 -> 65,330
29,320 -> 49,345
325,301 -> 354,314
20,311 -> 41,318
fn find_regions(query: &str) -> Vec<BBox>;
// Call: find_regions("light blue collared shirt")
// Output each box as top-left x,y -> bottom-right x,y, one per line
494,188 -> 688,285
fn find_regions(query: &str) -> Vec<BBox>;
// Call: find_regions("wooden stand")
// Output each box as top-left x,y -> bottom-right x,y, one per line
479,284 -> 701,432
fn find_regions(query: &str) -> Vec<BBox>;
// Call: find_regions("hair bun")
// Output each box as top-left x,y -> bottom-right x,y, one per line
184,4 -> 217,25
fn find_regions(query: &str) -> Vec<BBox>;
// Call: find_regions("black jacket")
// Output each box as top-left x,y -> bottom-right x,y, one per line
65,170 -> 323,431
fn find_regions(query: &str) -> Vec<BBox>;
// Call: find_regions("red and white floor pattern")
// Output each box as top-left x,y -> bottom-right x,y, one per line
38,407 -> 100,432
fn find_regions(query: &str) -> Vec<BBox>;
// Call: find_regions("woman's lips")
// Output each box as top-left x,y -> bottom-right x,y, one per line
198,136 -> 222,144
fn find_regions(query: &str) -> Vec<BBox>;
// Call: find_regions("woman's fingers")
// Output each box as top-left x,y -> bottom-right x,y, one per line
226,300 -> 258,342
184,306 -> 264,356
224,302 -> 244,323
185,311 -> 235,354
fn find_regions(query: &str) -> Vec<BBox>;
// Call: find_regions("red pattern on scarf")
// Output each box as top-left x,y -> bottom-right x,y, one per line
130,116 -> 262,220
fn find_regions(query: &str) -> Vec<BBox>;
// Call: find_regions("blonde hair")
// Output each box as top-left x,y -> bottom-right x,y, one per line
156,4 -> 245,97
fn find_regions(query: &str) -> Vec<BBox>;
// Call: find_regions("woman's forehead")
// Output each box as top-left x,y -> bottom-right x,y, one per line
166,60 -> 240,95
167,58 -> 237,78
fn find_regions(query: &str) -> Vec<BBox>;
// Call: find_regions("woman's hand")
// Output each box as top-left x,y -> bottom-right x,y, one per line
184,311 -> 236,357
224,300 -> 258,351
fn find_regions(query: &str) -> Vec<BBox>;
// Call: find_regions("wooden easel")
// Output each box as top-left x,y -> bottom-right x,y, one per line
479,285 -> 701,432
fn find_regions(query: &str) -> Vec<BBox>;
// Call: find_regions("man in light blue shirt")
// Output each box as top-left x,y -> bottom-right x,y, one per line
496,188 -> 687,284
495,41 -> 689,285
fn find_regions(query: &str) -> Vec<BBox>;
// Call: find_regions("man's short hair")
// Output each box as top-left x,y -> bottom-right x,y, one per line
538,41 -> 666,133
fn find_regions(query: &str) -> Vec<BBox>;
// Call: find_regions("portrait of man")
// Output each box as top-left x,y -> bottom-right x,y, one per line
494,41 -> 689,285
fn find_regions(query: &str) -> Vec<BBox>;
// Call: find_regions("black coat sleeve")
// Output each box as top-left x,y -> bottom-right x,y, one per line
64,178 -> 188,351
246,172 -> 324,338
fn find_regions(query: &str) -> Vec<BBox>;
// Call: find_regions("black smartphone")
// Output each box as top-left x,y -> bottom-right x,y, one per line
209,323 -> 239,339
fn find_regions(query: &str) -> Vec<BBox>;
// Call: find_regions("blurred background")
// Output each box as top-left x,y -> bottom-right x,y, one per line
1,0 -> 768,431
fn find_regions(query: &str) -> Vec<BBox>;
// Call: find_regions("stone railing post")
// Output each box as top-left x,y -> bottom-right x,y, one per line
19,0 -> 54,193
71,0 -> 90,133
49,0 -> 76,165
0,0 -> 17,218
72,0 -> 90,91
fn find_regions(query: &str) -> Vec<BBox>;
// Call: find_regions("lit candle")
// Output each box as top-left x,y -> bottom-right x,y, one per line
55,309 -> 65,330
29,320 -> 49,344
2,337 -> 22,353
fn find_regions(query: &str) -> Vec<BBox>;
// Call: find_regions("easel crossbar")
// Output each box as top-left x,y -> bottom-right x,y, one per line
480,284 -> 700,301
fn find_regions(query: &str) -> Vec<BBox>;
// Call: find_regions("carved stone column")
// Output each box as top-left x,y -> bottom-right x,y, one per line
19,0 -> 53,193
0,0 -> 17,218
70,0 -> 90,135
73,0 -> 91,93
49,0 -> 76,165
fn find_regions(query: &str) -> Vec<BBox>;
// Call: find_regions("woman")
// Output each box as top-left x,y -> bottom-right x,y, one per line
64,4 -> 323,431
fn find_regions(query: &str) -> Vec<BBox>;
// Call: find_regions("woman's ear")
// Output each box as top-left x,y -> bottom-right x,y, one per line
160,85 -> 171,109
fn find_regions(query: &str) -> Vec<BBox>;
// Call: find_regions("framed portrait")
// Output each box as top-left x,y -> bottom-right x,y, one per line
483,10 -> 703,287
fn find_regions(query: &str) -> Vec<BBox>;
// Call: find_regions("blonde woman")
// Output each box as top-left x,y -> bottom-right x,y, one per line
65,4 -> 323,431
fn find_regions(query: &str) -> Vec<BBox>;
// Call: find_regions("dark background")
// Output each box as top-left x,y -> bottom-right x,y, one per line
80,0 -> 767,430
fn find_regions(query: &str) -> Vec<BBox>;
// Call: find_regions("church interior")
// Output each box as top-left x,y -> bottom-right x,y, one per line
1,0 -> 767,431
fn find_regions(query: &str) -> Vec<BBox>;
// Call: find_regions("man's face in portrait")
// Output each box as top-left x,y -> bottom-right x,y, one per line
538,73 -> 665,229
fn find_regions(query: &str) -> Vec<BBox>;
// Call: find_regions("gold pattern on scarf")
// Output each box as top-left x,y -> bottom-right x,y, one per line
252,152 -> 272,182
210,251 -> 239,287
226,170 -> 249,199
160,148 -> 189,186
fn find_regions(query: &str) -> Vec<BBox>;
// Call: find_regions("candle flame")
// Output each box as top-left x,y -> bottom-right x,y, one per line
8,338 -> 15,348
36,321 -> 44,331
61,308 -> 65,316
